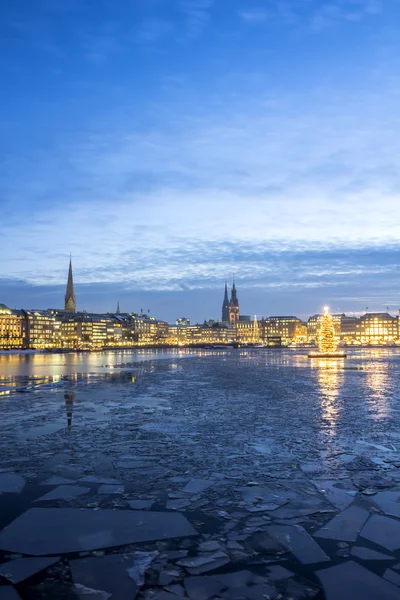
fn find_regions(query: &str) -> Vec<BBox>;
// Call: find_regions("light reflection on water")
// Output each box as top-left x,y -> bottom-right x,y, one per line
310,359 -> 341,438
365,366 -> 390,420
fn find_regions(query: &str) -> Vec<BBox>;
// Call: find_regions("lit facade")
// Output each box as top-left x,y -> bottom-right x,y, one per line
237,318 -> 261,343
262,316 -> 307,345
186,323 -> 236,345
357,313 -> 398,344
176,317 -> 190,326
24,310 -> 56,349
0,305 -> 28,349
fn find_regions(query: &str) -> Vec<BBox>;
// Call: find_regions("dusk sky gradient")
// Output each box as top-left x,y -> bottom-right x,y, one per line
1,0 -> 400,322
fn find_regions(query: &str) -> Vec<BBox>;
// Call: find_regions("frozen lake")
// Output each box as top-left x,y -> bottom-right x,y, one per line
1,348 -> 400,599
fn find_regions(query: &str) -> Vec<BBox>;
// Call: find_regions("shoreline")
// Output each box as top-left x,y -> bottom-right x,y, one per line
1,343 -> 399,356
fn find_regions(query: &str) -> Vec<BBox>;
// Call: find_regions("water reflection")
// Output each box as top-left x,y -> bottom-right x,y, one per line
313,359 -> 341,437
0,371 -> 138,396
365,366 -> 390,420
64,392 -> 75,429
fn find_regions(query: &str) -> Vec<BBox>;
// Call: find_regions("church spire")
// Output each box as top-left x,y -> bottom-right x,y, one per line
64,256 -> 76,313
116,301 -> 120,314
222,282 -> 230,322
229,278 -> 240,326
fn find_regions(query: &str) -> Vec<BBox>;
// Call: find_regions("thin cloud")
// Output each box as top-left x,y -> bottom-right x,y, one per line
238,9 -> 270,23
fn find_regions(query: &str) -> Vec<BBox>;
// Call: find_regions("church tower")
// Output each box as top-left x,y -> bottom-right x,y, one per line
221,282 -> 230,323
229,280 -> 240,327
64,257 -> 76,313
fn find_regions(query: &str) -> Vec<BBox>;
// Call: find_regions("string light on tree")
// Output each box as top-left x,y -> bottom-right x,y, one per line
318,306 -> 337,354
308,306 -> 347,359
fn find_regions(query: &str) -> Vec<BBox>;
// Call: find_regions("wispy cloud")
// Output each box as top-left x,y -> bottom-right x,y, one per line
180,0 -> 213,36
136,19 -> 175,44
238,9 -> 270,23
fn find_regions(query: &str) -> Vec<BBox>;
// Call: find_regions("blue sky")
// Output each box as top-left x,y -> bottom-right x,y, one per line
1,0 -> 400,322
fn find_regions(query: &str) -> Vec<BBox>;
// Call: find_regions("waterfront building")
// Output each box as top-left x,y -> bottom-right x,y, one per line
167,325 -> 188,345
357,312 -> 398,344
176,317 -> 190,326
187,322 -> 236,345
24,310 -> 56,349
339,315 -> 359,342
61,313 -> 93,348
263,316 -> 307,345
229,281 -> 240,327
64,258 -> 76,313
0,305 -> 28,349
221,283 -> 230,323
237,317 -> 261,343
307,314 -> 341,343
308,313 -> 359,344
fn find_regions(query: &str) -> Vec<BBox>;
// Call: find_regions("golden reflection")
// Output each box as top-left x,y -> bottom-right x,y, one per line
313,359 -> 341,437
365,366 -> 390,420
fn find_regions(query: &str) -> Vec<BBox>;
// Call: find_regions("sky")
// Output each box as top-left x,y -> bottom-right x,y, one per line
1,0 -> 400,323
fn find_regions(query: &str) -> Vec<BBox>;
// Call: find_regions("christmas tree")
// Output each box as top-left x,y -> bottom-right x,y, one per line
318,307 -> 337,354
253,315 -> 259,342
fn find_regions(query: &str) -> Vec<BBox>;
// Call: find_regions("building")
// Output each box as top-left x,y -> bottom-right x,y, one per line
339,315 -> 359,343
307,314 -> 341,343
176,317 -> 190,326
64,258 -> 76,313
186,322 -> 236,345
221,283 -> 230,323
229,281 -> 240,327
0,305 -> 28,349
237,317 -> 261,343
307,313 -> 359,344
167,325 -> 189,345
61,313 -> 93,348
357,313 -> 398,344
262,316 -> 307,346
24,310 -> 56,349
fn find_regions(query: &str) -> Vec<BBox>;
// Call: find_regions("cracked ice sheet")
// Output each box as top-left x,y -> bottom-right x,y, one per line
184,570 -> 276,600
314,506 -> 370,542
0,588 -> 22,600
177,551 -> 230,575
0,556 -> 60,584
384,570 -> 400,587
98,484 -> 124,494
0,474 -> 25,493
182,479 -> 214,494
372,491 -> 400,518
317,561 -> 400,600
351,547 -> 395,561
0,508 -> 197,555
70,554 -> 140,600
267,525 -> 330,564
360,515 -> 400,551
312,479 -> 356,510
34,485 -> 90,502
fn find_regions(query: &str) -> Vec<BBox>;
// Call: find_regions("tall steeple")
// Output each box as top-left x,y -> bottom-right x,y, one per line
229,278 -> 240,326
116,301 -> 120,315
231,279 -> 239,307
222,282 -> 230,322
64,256 -> 76,313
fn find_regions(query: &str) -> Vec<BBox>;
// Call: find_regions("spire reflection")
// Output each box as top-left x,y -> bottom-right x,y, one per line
64,392 -> 75,429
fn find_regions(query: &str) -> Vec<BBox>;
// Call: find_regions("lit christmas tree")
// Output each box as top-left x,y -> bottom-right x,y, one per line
253,315 -> 259,342
318,306 -> 338,354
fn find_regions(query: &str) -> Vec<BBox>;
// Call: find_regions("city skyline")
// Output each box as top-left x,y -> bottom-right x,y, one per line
1,1 -> 400,321
1,258 -> 399,324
